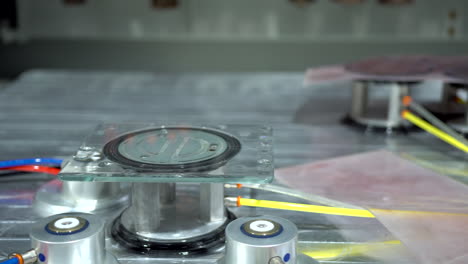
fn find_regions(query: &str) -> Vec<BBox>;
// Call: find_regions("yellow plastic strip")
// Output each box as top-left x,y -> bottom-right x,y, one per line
301,240 -> 401,260
370,208 -> 468,217
402,111 -> 468,153
239,198 -> 375,218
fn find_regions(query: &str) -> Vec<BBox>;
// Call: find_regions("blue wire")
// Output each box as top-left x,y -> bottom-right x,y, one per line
0,158 -> 63,169
0,257 -> 19,264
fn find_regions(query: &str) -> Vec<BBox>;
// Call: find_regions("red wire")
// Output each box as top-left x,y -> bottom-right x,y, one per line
0,165 -> 60,175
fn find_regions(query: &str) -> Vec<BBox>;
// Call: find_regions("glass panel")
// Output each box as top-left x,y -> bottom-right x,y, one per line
59,123 -> 274,183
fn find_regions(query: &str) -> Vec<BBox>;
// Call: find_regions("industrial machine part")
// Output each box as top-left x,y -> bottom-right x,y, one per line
58,124 -> 274,252
441,84 -> 468,134
32,156 -> 128,217
346,81 -> 411,132
59,124 -> 274,183
30,213 -> 119,264
33,181 -> 128,217
225,216 -> 318,264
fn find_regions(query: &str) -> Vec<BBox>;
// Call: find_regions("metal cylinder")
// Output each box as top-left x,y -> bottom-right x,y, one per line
30,213 -> 106,264
350,81 -> 369,119
225,216 -> 298,264
62,181 -> 122,200
200,183 -> 226,222
120,183 -> 161,234
160,183 -> 176,205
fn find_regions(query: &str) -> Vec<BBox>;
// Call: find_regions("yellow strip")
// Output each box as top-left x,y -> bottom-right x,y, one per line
402,111 -> 468,153
239,198 -> 375,218
370,208 -> 468,217
301,240 -> 401,260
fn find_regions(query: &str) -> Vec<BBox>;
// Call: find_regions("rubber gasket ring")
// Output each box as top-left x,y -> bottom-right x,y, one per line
103,127 -> 241,173
111,210 -> 236,254
44,218 -> 89,236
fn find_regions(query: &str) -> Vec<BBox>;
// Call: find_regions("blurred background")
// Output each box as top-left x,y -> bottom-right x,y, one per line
0,2 -> 468,264
1,0 -> 468,78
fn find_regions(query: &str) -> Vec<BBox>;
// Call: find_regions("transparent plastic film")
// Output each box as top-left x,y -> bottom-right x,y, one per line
276,150 -> 468,264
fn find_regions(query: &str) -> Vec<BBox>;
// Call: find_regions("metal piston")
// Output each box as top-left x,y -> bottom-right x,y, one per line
348,80 -> 411,132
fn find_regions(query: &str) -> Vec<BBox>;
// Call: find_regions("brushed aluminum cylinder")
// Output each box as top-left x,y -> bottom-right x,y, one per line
160,183 -> 176,205
120,183 -> 161,234
30,213 -> 106,264
62,181 -> 122,200
200,183 -> 226,222
225,216 -> 298,264
351,81 -> 369,119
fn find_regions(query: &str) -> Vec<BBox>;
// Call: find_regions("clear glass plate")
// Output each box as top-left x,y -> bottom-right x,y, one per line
59,123 -> 274,183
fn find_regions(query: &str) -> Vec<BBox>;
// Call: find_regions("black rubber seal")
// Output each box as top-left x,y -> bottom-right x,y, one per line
111,210 -> 236,255
341,115 -> 414,134
103,127 -> 241,173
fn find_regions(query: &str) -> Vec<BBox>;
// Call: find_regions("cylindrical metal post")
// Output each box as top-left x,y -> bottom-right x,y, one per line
351,81 -> 369,119
225,216 -> 298,264
120,183 -> 161,234
387,83 -> 409,127
441,83 -> 457,113
30,213 -> 107,264
160,183 -> 176,205
199,183 -> 225,222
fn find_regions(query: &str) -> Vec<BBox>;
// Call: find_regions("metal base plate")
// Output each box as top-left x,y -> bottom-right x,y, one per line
105,253 -> 120,264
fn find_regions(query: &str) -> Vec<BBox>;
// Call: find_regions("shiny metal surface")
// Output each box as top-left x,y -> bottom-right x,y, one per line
0,70 -> 465,263
15,249 -> 38,264
444,84 -> 468,133
225,216 -> 298,264
160,183 -> 176,205
350,81 -> 410,129
62,182 -> 123,201
30,213 -> 118,264
350,81 -> 368,119
33,181 -> 128,217
121,183 -> 162,234
119,183 -> 228,241
200,183 -> 226,222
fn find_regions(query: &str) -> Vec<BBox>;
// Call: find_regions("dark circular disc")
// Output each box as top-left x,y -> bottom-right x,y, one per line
241,219 -> 283,238
345,56 -> 436,76
45,216 -> 89,236
103,127 -> 241,172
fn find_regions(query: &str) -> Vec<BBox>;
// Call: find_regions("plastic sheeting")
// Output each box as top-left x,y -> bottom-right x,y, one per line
276,150 -> 468,264
304,56 -> 468,85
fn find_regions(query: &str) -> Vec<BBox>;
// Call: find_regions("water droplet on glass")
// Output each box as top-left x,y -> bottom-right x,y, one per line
258,159 -> 271,165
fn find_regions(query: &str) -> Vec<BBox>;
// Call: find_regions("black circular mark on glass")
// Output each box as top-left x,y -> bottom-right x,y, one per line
103,127 -> 241,173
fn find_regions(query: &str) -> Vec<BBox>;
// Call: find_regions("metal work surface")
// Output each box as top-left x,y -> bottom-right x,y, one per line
0,70 -> 466,263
